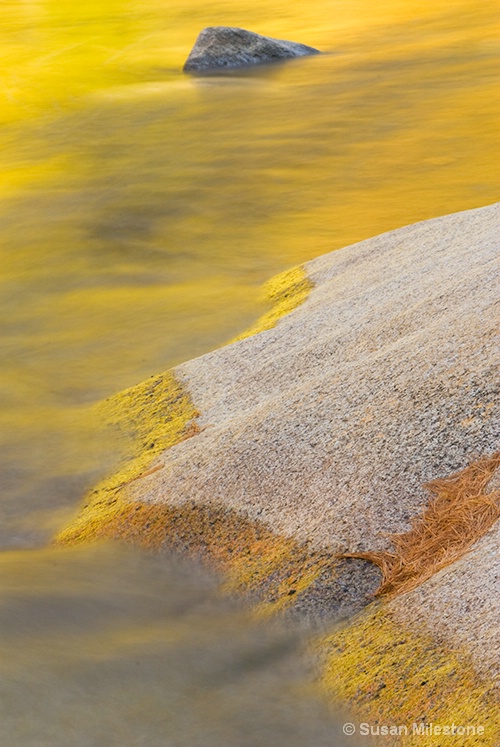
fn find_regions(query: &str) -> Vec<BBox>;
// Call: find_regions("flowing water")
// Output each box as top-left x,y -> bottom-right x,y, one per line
0,1 -> 499,743
0,544 -> 361,746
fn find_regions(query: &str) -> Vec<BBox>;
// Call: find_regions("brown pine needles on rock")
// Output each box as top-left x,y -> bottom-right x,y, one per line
341,452 -> 500,597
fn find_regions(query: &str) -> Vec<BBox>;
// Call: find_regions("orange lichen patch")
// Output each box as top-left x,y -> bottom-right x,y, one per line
180,421 -> 202,440
342,452 -> 500,597
319,605 -> 499,746
60,495 -> 337,613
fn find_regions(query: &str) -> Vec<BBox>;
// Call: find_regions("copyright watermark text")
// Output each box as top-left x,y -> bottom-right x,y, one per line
342,722 -> 485,737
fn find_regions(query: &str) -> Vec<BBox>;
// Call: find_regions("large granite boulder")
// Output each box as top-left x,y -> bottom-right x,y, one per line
183,27 -> 320,72
59,203 -> 500,742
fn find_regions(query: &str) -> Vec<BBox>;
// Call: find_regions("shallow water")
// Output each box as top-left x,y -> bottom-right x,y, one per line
0,1 -> 499,743
0,544 -> 360,746
1,0 -> 499,544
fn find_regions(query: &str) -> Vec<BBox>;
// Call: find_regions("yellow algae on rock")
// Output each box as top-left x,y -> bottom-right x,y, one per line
56,371 -> 198,545
56,261 -> 313,547
113,500 -> 335,611
233,265 -> 312,341
319,605 -> 499,746
56,259 -> 313,549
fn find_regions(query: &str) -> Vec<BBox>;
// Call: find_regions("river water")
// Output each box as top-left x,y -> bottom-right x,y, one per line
0,1 -> 498,744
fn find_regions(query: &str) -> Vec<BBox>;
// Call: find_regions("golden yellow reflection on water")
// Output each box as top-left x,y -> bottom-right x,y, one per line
0,0 -> 499,542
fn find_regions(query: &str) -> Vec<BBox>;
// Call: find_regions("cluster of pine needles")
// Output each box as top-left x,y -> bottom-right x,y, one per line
342,451 -> 500,597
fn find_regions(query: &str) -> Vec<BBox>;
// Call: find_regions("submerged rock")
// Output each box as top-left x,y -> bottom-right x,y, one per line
183,26 -> 320,72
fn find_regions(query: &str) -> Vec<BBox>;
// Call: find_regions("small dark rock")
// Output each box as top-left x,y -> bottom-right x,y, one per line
183,27 -> 320,73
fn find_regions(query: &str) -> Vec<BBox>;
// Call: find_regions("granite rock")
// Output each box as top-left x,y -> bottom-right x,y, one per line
183,26 -> 320,72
